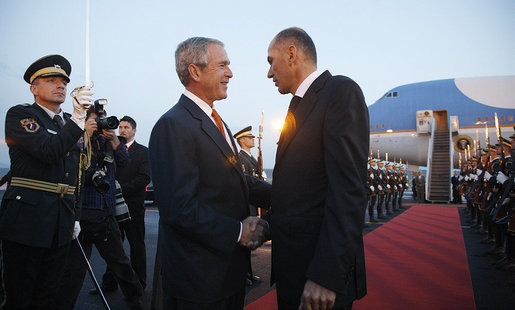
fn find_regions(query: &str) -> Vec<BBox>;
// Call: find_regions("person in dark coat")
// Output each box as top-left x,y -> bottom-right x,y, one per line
266,27 -> 368,310
149,37 -> 271,310
0,54 -> 91,309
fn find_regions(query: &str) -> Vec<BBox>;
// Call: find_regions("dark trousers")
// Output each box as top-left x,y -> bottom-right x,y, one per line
103,211 -> 147,288
57,210 -> 142,309
164,288 -> 245,310
1,239 -> 69,310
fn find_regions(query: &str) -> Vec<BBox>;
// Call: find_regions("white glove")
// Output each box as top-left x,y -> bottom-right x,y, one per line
476,169 -> 482,176
370,186 -> 375,191
464,176 -> 469,181
497,172 -> 508,184
387,184 -> 391,189
71,87 -> 94,129
394,185 -> 398,191
484,172 -> 492,181
399,184 -> 403,189
378,185 -> 383,191
471,175 -> 478,181
459,176 -> 463,181
370,174 -> 374,179
72,221 -> 81,240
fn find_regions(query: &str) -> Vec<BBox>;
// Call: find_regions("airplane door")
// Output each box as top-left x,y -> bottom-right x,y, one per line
416,110 -> 433,133
434,110 -> 448,131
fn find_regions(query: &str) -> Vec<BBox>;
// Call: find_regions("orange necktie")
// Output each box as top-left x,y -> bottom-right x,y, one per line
211,109 -> 225,138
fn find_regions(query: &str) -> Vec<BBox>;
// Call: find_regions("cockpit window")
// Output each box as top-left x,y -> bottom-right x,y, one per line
384,91 -> 399,98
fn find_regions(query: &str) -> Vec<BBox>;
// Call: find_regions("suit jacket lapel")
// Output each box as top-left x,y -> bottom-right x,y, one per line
179,95 -> 246,181
276,71 -> 331,162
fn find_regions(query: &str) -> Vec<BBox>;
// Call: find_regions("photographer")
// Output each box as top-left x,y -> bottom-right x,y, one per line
57,104 -> 143,310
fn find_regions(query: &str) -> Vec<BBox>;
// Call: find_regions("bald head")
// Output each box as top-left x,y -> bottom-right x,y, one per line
272,27 -> 317,65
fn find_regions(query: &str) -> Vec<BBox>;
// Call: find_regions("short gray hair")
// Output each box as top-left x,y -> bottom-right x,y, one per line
175,37 -> 224,87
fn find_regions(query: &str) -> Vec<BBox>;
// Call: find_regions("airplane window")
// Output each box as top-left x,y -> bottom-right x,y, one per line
376,124 -> 379,129
393,92 -> 398,97
386,93 -> 392,98
477,117 -> 482,122
509,115 -> 513,121
500,116 -> 505,122
381,124 -> 385,128
485,117 -> 489,122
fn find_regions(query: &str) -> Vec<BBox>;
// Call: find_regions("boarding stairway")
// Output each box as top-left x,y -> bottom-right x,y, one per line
426,112 -> 452,202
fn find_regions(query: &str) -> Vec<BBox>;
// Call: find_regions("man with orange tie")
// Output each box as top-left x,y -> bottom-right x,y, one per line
149,37 -> 271,310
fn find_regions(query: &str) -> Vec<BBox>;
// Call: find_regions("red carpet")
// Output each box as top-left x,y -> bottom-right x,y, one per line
245,205 -> 475,310
354,205 -> 475,310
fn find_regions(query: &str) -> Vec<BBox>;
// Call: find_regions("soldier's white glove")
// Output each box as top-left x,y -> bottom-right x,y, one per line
484,171 -> 492,181
370,186 -> 375,191
378,185 -> 383,191
399,184 -> 403,189
497,172 -> 508,184
370,174 -> 374,179
72,221 -> 81,240
471,174 -> 478,181
476,169 -> 482,176
387,184 -> 391,189
71,87 -> 94,130
459,176 -> 463,181
394,185 -> 398,191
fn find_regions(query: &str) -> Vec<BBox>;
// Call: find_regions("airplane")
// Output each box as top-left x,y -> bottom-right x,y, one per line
368,76 -> 515,202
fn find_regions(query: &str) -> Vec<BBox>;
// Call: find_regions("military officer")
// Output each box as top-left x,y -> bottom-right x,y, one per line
234,126 -> 259,178
0,55 -> 92,309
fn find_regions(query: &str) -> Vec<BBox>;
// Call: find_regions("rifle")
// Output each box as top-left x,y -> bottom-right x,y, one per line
256,111 -> 264,181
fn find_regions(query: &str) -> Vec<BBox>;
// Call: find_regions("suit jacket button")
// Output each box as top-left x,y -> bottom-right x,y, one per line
16,196 -> 21,200
66,152 -> 70,157
65,172 -> 70,178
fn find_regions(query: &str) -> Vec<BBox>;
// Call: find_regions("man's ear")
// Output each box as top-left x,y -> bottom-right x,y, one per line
287,45 -> 297,65
188,64 -> 202,82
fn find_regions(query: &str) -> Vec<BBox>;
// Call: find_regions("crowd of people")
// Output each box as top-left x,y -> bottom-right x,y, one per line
0,27 -> 370,310
455,133 -> 515,274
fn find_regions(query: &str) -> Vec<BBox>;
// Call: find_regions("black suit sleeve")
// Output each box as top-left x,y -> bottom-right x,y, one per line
305,79 -> 369,293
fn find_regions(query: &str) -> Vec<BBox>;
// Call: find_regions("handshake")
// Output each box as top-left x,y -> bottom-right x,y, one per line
238,216 -> 270,250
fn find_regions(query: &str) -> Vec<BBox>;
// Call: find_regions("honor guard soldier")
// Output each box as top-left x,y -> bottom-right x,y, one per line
376,160 -> 387,218
367,158 -> 379,222
0,55 -> 92,309
234,126 -> 259,178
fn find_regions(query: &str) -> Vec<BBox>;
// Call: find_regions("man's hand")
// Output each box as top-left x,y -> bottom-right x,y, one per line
299,280 -> 336,310
239,216 -> 259,247
101,129 -> 120,149
247,218 -> 270,250
84,118 -> 97,137
71,86 -> 93,129
72,221 -> 81,240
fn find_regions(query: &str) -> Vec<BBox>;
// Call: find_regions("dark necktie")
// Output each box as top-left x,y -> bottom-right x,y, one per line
53,115 -> 65,129
289,95 -> 302,113
211,109 -> 225,138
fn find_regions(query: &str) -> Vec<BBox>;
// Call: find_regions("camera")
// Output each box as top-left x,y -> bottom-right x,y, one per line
84,152 -> 114,194
93,99 -> 120,130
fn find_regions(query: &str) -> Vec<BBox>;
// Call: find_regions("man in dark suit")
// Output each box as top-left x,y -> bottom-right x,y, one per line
0,55 -> 92,308
266,27 -> 369,310
149,37 -> 271,310
95,115 -> 152,293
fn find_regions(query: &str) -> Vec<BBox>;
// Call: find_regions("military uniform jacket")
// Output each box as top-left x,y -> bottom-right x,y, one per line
0,103 -> 83,248
239,150 -> 258,177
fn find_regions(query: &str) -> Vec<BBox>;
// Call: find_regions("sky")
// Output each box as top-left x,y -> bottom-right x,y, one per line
0,0 -> 514,169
